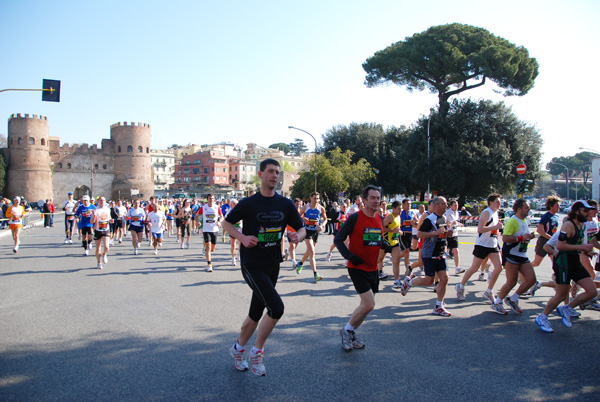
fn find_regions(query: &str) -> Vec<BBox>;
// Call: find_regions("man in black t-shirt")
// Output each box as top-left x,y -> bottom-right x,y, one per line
223,158 -> 305,377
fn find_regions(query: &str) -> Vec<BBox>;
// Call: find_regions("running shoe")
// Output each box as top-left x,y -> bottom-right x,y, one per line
295,261 -> 303,274
207,266 -> 213,273
326,252 -> 331,262
64,238 -> 69,244
404,267 -> 412,278
186,242 -> 190,249
88,243 -> 92,250
432,305 -> 452,317
97,263 -> 102,270
232,257 -> 236,266
556,305 -> 572,328
586,301 -> 600,311
400,276 -> 411,296
565,304 -> 581,317
535,314 -> 554,333
228,345 -> 248,371
530,281 -> 542,296
503,297 -> 523,314
478,272 -> 486,281
314,272 -> 323,283
118,239 -> 122,244
378,271 -> 388,280
13,246 -> 18,253
69,239 -> 73,244
392,279 -> 402,292
154,250 -> 158,255
491,302 -> 508,315
103,255 -> 108,264
133,249 -> 138,255
84,249 -> 88,256
455,284 -> 466,301
351,331 -> 365,349
482,289 -> 495,304
283,249 -> 289,261
181,243 -> 185,249
455,267 -> 465,275
340,329 -> 353,352
250,350 -> 266,376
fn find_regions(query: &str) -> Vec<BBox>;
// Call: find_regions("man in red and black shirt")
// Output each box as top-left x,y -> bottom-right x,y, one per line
334,185 -> 383,352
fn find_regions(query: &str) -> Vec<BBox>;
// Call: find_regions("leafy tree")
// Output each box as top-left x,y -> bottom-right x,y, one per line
320,122 -> 410,196
288,138 -> 308,156
363,23 -> 539,115
546,151 -> 599,193
400,99 -> 542,199
290,148 -> 375,201
269,143 -> 291,154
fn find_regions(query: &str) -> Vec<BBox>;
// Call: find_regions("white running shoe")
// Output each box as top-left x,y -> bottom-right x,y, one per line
154,250 -> 158,255
478,272 -> 487,281
97,263 -> 102,269
231,257 -> 236,266
64,238 -> 69,244
181,243 -> 185,249
482,289 -> 495,304
69,239 -> 73,244
455,267 -> 465,275
133,249 -> 138,255
456,284 -> 466,301
103,255 -> 108,264
250,350 -> 266,376
207,266 -> 213,272
326,252 -> 331,262
556,305 -> 573,328
535,314 -> 553,333
84,249 -> 88,256
186,242 -> 190,249
229,345 -> 248,371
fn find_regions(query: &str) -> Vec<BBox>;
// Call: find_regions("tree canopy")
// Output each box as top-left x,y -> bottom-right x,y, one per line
288,138 -> 308,156
363,23 -> 539,115
547,151 -> 599,188
290,148 -> 374,201
269,142 -> 291,154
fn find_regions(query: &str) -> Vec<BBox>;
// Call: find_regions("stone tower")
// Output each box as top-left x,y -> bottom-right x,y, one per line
110,122 -> 154,200
6,114 -> 53,202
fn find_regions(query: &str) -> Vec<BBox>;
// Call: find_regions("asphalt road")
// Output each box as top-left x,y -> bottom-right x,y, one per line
1,222 -> 599,401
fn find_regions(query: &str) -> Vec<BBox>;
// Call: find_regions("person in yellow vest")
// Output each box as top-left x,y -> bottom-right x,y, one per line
6,196 -> 28,253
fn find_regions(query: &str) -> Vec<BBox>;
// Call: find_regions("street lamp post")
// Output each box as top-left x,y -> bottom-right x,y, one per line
288,126 -> 318,193
427,115 -> 431,200
549,161 -> 569,200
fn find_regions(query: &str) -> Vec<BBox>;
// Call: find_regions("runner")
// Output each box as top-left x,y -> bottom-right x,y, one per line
75,195 -> 96,256
579,199 -> 600,309
535,200 -> 597,332
493,199 -> 537,314
287,198 -> 303,268
532,196 -> 561,268
347,196 -> 362,216
377,200 -> 390,280
456,193 -> 505,308
177,199 -> 193,249
408,200 -> 433,276
399,199 -> 416,275
227,199 -> 241,266
334,184 -> 383,350
91,196 -> 112,269
221,199 -> 231,242
411,204 -> 424,252
296,192 -> 327,283
399,197 -> 452,316
6,196 -> 27,253
223,158 -> 305,376
326,202 -> 348,261
63,192 -> 77,244
165,199 -> 175,237
127,199 -> 146,255
113,199 -> 127,244
147,198 -> 166,255
197,193 -> 223,272
445,199 -> 465,275
377,201 -> 402,290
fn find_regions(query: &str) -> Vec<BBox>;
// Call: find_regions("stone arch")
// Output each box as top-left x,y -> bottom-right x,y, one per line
138,146 -> 143,153
41,138 -> 46,146
74,185 -> 91,200
127,145 -> 133,153
28,137 -> 35,145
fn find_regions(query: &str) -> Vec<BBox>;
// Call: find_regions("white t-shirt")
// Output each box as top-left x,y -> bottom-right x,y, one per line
148,210 -> 166,234
200,204 -> 222,233
475,207 -> 500,248
64,199 -> 76,216
444,209 -> 460,238
128,207 -> 146,227
94,206 -> 112,232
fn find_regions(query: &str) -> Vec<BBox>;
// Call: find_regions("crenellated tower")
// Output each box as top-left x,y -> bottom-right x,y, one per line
110,121 -> 154,200
6,114 -> 53,202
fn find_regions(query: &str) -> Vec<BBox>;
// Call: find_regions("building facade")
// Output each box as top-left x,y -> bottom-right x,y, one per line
2,114 -> 154,202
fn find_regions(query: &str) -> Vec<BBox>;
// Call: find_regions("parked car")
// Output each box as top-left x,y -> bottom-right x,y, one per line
530,211 -> 544,226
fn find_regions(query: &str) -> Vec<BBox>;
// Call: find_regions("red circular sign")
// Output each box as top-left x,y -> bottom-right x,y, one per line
517,164 -> 526,174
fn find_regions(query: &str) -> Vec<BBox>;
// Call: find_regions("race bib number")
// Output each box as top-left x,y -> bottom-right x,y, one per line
132,216 -> 140,222
206,214 -> 216,224
67,215 -> 75,221
83,211 -> 92,218
98,221 -> 109,230
305,218 -> 319,229
363,227 -> 381,246
490,229 -> 498,238
257,227 -> 282,247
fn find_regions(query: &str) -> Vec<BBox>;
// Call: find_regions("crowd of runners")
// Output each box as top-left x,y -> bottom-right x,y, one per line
3,159 -> 600,376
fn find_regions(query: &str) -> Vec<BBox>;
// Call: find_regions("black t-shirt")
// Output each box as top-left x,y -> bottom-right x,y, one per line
226,192 -> 304,267
419,213 -> 447,258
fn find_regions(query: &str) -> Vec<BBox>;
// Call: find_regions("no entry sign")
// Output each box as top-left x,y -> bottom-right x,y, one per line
517,164 -> 527,175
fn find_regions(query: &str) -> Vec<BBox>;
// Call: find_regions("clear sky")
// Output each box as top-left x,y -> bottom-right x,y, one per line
1,0 -> 598,166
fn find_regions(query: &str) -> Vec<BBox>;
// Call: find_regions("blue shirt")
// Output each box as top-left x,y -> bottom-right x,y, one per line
539,212 -> 559,236
400,210 -> 415,233
76,204 -> 96,228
